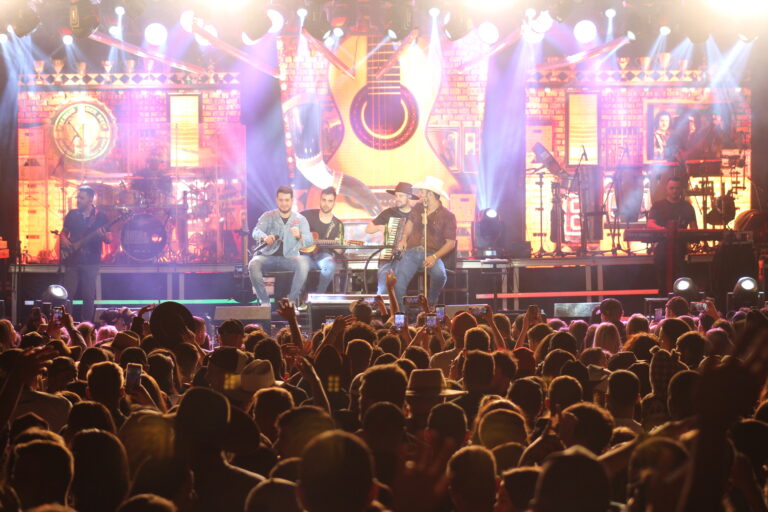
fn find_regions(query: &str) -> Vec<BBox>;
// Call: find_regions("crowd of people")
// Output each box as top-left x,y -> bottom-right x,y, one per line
0,281 -> 767,512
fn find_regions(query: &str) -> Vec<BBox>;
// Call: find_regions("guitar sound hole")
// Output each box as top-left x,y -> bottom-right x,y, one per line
350,85 -> 419,150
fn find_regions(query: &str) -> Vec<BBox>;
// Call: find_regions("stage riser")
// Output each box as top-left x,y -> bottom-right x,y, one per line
9,257 -> 719,323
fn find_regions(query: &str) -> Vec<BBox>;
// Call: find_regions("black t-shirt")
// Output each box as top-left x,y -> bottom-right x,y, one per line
63,208 -> 109,264
301,209 -> 344,255
648,200 -> 696,229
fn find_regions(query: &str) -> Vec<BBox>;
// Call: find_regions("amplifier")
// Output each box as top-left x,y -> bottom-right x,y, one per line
214,305 -> 271,332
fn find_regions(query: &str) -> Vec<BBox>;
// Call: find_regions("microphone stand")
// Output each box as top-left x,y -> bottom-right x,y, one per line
423,199 -> 428,301
574,146 -> 589,257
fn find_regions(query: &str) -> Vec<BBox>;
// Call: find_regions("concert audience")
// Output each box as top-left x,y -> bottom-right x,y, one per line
0,295 -> 767,512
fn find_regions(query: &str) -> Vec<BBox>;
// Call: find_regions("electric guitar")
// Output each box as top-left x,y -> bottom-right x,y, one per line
300,232 -> 364,255
326,33 -> 455,218
60,211 -> 131,263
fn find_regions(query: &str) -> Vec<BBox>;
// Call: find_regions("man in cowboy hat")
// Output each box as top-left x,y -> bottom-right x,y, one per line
366,182 -> 419,295
394,176 -> 457,308
405,368 -> 465,433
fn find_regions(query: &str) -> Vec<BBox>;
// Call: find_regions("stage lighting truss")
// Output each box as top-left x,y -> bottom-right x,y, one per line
302,0 -> 333,41
7,0 -> 40,38
387,0 -> 414,41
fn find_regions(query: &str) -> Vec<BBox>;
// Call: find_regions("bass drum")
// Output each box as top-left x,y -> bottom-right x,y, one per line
121,212 -> 167,262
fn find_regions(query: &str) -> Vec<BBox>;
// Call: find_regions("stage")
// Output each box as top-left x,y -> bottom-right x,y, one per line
8,253 -> 721,325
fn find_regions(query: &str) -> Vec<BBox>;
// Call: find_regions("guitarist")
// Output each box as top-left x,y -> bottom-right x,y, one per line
60,186 -> 111,322
365,182 -> 418,295
300,186 -> 345,294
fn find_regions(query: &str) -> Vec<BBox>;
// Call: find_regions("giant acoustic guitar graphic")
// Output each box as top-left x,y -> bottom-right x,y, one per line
326,34 -> 454,217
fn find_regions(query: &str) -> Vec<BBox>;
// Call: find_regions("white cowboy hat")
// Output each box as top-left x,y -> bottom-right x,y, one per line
413,176 -> 450,201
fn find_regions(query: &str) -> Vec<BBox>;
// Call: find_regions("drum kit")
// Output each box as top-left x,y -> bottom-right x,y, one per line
83,174 -> 228,263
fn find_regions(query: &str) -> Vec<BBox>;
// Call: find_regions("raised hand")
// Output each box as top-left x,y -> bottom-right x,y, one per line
276,298 -> 296,322
386,270 -> 397,290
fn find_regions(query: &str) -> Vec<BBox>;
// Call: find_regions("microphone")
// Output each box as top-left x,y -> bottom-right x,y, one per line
254,234 -> 280,254
581,145 -> 588,162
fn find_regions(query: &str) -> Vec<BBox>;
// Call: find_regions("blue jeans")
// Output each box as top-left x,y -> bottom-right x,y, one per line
307,253 -> 336,293
377,261 -> 397,295
394,247 -> 446,308
248,254 -> 310,305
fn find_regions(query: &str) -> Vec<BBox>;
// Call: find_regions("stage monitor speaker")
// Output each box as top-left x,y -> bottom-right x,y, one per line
306,294 -> 388,332
445,304 -> 488,318
214,305 -> 271,331
644,297 -> 668,321
553,302 -> 600,319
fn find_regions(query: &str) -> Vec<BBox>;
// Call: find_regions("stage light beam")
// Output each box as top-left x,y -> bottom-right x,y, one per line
605,8 -> 617,19
63,34 -> 74,45
660,25 -> 671,36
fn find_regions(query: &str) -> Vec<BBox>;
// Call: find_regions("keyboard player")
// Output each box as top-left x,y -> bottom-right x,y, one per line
647,176 -> 697,293
365,182 -> 418,295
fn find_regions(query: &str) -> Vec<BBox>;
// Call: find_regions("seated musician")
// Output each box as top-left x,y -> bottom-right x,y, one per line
365,182 -> 418,295
647,176 -> 697,293
300,187 -> 345,293
248,186 -> 313,306
394,177 -> 456,308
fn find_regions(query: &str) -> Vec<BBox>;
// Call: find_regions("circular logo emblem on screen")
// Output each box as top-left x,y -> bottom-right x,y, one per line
52,99 -> 117,162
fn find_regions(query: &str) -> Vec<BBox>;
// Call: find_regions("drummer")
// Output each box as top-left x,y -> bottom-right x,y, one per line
131,149 -> 173,206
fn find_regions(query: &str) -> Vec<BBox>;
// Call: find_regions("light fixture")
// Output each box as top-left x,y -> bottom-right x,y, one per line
605,8 -> 617,19
444,8 -> 473,41
429,6 -> 440,17
144,22 -> 168,46
529,10 -> 554,36
69,0 -> 99,38
474,208 -> 504,258
659,24 -> 671,36
108,25 -> 122,38
62,34 -> 74,45
573,19 -> 597,43
180,10 -> 197,33
387,0 -> 414,41
302,0 -> 332,41
729,276 -> 763,310
10,0 -> 40,38
672,277 -> 700,301
477,21 -> 500,44
43,284 -> 69,302
115,5 -> 126,16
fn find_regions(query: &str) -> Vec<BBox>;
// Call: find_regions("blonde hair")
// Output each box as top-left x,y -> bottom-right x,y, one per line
594,322 -> 621,354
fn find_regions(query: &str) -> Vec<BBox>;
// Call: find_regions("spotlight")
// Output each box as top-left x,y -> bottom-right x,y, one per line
332,26 -> 344,38
115,5 -> 126,16
529,10 -> 554,35
477,21 -> 500,44
429,6 -> 440,17
444,9 -> 473,41
573,19 -> 597,43
626,30 -> 636,41
659,25 -> 671,36
108,25 -> 122,38
62,34 -> 74,45
10,0 -> 40,38
474,208 -> 504,258
387,0 -> 413,42
672,277 -> 700,301
243,12 -> 272,41
297,7 -> 308,18
302,1 -> 332,41
605,8 -> 617,19
730,276 -> 763,310
69,0 -> 99,38
43,284 -> 69,302
144,22 -> 168,46
180,10 -> 197,33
